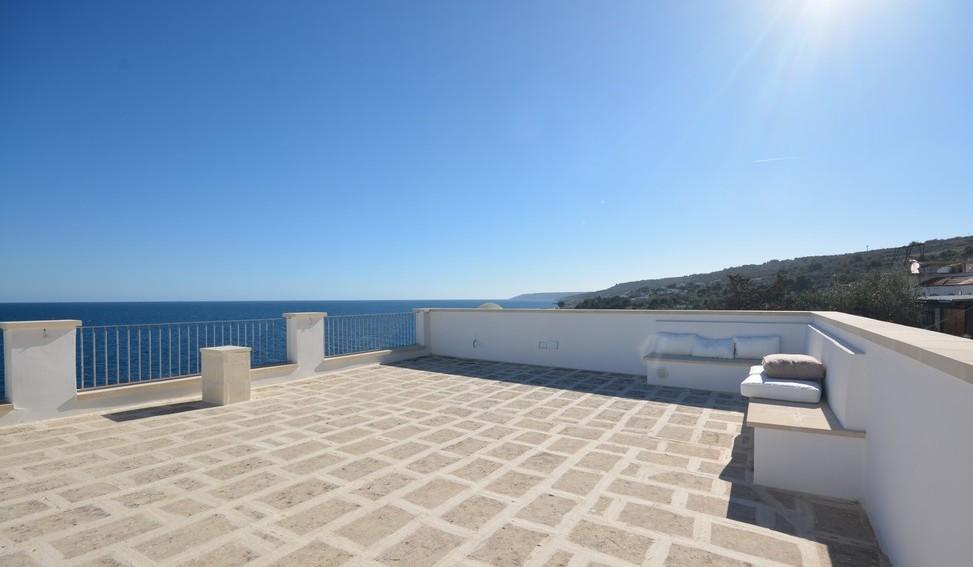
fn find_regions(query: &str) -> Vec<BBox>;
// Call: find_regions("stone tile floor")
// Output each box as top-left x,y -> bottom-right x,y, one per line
0,356 -> 884,566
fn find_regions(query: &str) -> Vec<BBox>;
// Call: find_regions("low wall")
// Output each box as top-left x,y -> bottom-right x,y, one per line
810,313 -> 973,567
425,308 -> 809,375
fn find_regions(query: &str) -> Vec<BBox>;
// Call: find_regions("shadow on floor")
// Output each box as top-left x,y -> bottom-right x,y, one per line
102,400 -> 215,422
387,355 -> 747,412
718,430 -> 886,567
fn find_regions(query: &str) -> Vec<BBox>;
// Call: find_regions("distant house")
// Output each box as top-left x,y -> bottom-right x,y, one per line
917,259 -> 973,337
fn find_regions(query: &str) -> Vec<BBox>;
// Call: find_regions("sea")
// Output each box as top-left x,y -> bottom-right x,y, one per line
0,299 -> 555,326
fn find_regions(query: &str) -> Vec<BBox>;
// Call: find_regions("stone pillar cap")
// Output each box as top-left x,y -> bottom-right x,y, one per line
283,312 -> 327,320
201,345 -> 252,353
0,320 -> 82,331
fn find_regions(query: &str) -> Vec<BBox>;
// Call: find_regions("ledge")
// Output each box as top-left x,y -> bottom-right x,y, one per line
746,399 -> 865,438
814,311 -> 973,385
643,353 -> 762,366
283,312 -> 327,320
425,308 -> 811,317
0,402 -> 13,416
0,319 -> 82,331
201,345 -> 251,354
252,362 -> 297,379
76,375 -> 201,401
75,362 -> 297,401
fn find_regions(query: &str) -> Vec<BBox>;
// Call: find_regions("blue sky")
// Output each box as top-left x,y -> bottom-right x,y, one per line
2,1 -> 971,301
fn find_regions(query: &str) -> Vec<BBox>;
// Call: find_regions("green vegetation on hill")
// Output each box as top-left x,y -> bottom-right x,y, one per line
563,235 -> 973,327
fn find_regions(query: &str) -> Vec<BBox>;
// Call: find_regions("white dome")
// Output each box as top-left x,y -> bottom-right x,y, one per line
478,302 -> 503,310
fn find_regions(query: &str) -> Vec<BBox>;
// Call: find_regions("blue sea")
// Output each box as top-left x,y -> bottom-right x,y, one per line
0,299 -> 554,326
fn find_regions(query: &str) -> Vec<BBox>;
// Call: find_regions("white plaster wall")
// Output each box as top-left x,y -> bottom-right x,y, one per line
806,325 -> 868,431
812,316 -> 973,566
753,427 -> 864,501
427,309 -> 810,376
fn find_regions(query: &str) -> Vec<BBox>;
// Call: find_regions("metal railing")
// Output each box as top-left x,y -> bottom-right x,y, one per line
325,312 -> 417,357
76,318 -> 288,391
0,332 -> 5,402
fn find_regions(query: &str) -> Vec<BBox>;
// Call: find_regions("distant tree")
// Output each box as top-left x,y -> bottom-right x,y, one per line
575,296 -> 633,309
718,272 -> 793,310
963,245 -> 973,256
800,272 -> 920,326
807,262 -> 824,272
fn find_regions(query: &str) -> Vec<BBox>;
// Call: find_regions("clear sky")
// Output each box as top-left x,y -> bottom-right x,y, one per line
2,1 -> 971,301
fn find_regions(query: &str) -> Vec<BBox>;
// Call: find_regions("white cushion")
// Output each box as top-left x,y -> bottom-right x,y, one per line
740,372 -> 822,404
654,332 -> 696,356
733,335 -> 781,359
691,336 -> 735,360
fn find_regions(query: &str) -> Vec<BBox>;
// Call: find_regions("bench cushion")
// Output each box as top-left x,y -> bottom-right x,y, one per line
654,332 -> 696,356
761,354 -> 826,381
690,336 -> 734,359
741,372 -> 822,403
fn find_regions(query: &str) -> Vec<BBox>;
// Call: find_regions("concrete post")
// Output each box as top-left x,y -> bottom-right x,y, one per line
284,312 -> 326,377
0,320 -> 81,418
414,309 -> 431,348
200,346 -> 251,405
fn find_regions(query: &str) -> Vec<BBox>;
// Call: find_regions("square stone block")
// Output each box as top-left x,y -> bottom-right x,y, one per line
201,346 -> 252,406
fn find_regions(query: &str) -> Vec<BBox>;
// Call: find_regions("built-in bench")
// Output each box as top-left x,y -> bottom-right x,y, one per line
746,398 -> 863,438
644,353 -> 763,393
745,394 -> 866,501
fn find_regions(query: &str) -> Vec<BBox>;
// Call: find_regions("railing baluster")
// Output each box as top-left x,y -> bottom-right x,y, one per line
73,318 -> 289,390
79,328 -> 86,388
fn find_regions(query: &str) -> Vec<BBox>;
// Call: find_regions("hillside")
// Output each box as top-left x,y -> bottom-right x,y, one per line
563,235 -> 973,307
509,292 -> 586,302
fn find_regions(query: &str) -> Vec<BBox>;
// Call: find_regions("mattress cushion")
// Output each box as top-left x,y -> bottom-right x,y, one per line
740,372 -> 822,404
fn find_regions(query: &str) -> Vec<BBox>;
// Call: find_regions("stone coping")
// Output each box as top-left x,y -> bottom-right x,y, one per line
643,353 -> 762,366
746,399 -> 865,438
813,311 -> 973,386
201,345 -> 251,354
0,319 -> 82,331
283,312 -> 327,319
425,308 -> 810,317
75,363 -> 298,401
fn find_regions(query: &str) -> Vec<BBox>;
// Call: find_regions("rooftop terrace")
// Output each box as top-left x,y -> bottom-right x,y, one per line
2,308 -> 971,566
0,356 -> 881,566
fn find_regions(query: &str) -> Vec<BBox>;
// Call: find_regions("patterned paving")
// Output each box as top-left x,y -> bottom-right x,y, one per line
0,356 -> 883,566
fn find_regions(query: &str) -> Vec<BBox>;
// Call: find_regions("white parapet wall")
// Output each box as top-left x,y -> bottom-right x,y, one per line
425,308 -> 810,375
809,313 -> 973,567
753,426 -> 865,500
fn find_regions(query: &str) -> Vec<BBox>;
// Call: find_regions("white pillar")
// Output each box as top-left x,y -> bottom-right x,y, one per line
0,320 -> 81,417
284,312 -> 326,377
414,308 -> 431,348
201,346 -> 251,405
